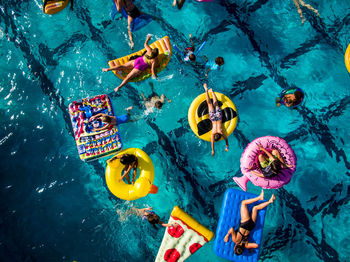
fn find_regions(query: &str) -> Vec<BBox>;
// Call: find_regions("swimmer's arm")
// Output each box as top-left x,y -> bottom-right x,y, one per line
211,135 -> 215,156
140,207 -> 152,216
89,113 -> 103,121
144,35 -> 152,53
119,165 -> 132,181
161,222 -> 179,228
151,62 -> 158,78
205,67 -> 210,77
92,125 -> 110,132
223,134 -> 229,152
251,170 -> 265,178
246,242 -> 258,249
140,92 -> 147,102
161,94 -> 171,103
189,33 -> 194,47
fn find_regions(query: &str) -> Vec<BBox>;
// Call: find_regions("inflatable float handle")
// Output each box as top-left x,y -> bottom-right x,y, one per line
149,184 -> 158,194
194,41 -> 206,56
233,176 -> 249,191
173,44 -> 185,58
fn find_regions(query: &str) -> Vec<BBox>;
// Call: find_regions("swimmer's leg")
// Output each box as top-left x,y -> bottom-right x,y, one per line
240,190 -> 264,222
114,68 -> 141,92
251,194 -> 275,223
204,83 -> 214,112
127,16 -> 134,50
210,88 -> 219,108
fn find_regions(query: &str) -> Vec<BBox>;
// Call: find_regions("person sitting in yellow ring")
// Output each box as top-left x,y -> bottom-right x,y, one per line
203,83 -> 229,156
110,154 -> 138,184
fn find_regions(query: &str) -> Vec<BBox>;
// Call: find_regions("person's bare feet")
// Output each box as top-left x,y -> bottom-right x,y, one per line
301,17 -> 306,24
130,41 -> 134,50
125,106 -> 133,111
259,189 -> 264,201
224,228 -> 234,242
114,87 -> 120,92
172,0 -> 176,7
269,194 -> 276,203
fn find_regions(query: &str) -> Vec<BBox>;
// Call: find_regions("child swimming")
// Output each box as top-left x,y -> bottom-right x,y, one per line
203,56 -> 224,76
276,89 -> 304,108
132,207 -> 178,228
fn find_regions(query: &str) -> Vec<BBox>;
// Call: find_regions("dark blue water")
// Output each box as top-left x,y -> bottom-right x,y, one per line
0,0 -> 349,261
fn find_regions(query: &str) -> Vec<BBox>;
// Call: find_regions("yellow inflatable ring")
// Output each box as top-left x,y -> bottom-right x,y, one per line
108,36 -> 172,82
105,148 -> 157,201
188,92 -> 238,142
43,0 -> 69,15
345,44 -> 350,73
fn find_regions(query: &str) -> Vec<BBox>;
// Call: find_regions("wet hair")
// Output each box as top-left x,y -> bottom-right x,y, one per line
214,133 -> 222,142
147,213 -> 161,229
146,48 -> 159,59
155,101 -> 163,109
293,90 -> 304,105
101,115 -> 112,124
234,244 -> 245,255
215,56 -> 224,66
189,54 -> 196,61
270,160 -> 281,175
120,154 -> 136,165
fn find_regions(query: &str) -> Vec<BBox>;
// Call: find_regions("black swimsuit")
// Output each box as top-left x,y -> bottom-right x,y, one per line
123,0 -> 141,19
239,218 -> 255,231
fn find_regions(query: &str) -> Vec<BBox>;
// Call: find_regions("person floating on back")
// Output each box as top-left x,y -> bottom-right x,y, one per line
292,0 -> 319,24
102,34 -> 159,92
224,190 -> 276,255
113,0 -> 143,49
203,56 -> 224,76
276,89 -> 304,108
184,33 -> 196,62
203,83 -> 229,156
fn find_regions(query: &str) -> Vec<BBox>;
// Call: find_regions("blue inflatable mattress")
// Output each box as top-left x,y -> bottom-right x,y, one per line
213,189 -> 267,262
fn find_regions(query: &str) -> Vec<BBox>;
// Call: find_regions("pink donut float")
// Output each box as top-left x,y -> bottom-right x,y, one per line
234,136 -> 297,191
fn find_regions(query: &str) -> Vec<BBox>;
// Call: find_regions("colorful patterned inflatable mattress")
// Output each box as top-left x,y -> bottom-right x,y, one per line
68,94 -> 123,161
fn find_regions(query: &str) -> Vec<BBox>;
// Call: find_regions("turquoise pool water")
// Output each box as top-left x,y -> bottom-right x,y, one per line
0,0 -> 350,261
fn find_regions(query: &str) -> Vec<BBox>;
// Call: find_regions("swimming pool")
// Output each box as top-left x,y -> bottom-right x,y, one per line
0,0 -> 349,261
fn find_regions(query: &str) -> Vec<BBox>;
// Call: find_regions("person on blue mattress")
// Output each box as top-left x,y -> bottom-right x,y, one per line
249,144 -> 291,178
113,0 -> 142,49
133,207 -> 178,229
203,83 -> 229,156
103,34 -> 161,92
88,106 -> 134,132
110,153 -> 138,184
276,89 -> 304,108
224,190 -> 276,255
203,56 -> 224,77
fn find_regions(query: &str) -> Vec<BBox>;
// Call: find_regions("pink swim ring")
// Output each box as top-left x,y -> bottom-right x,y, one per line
234,136 -> 297,191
